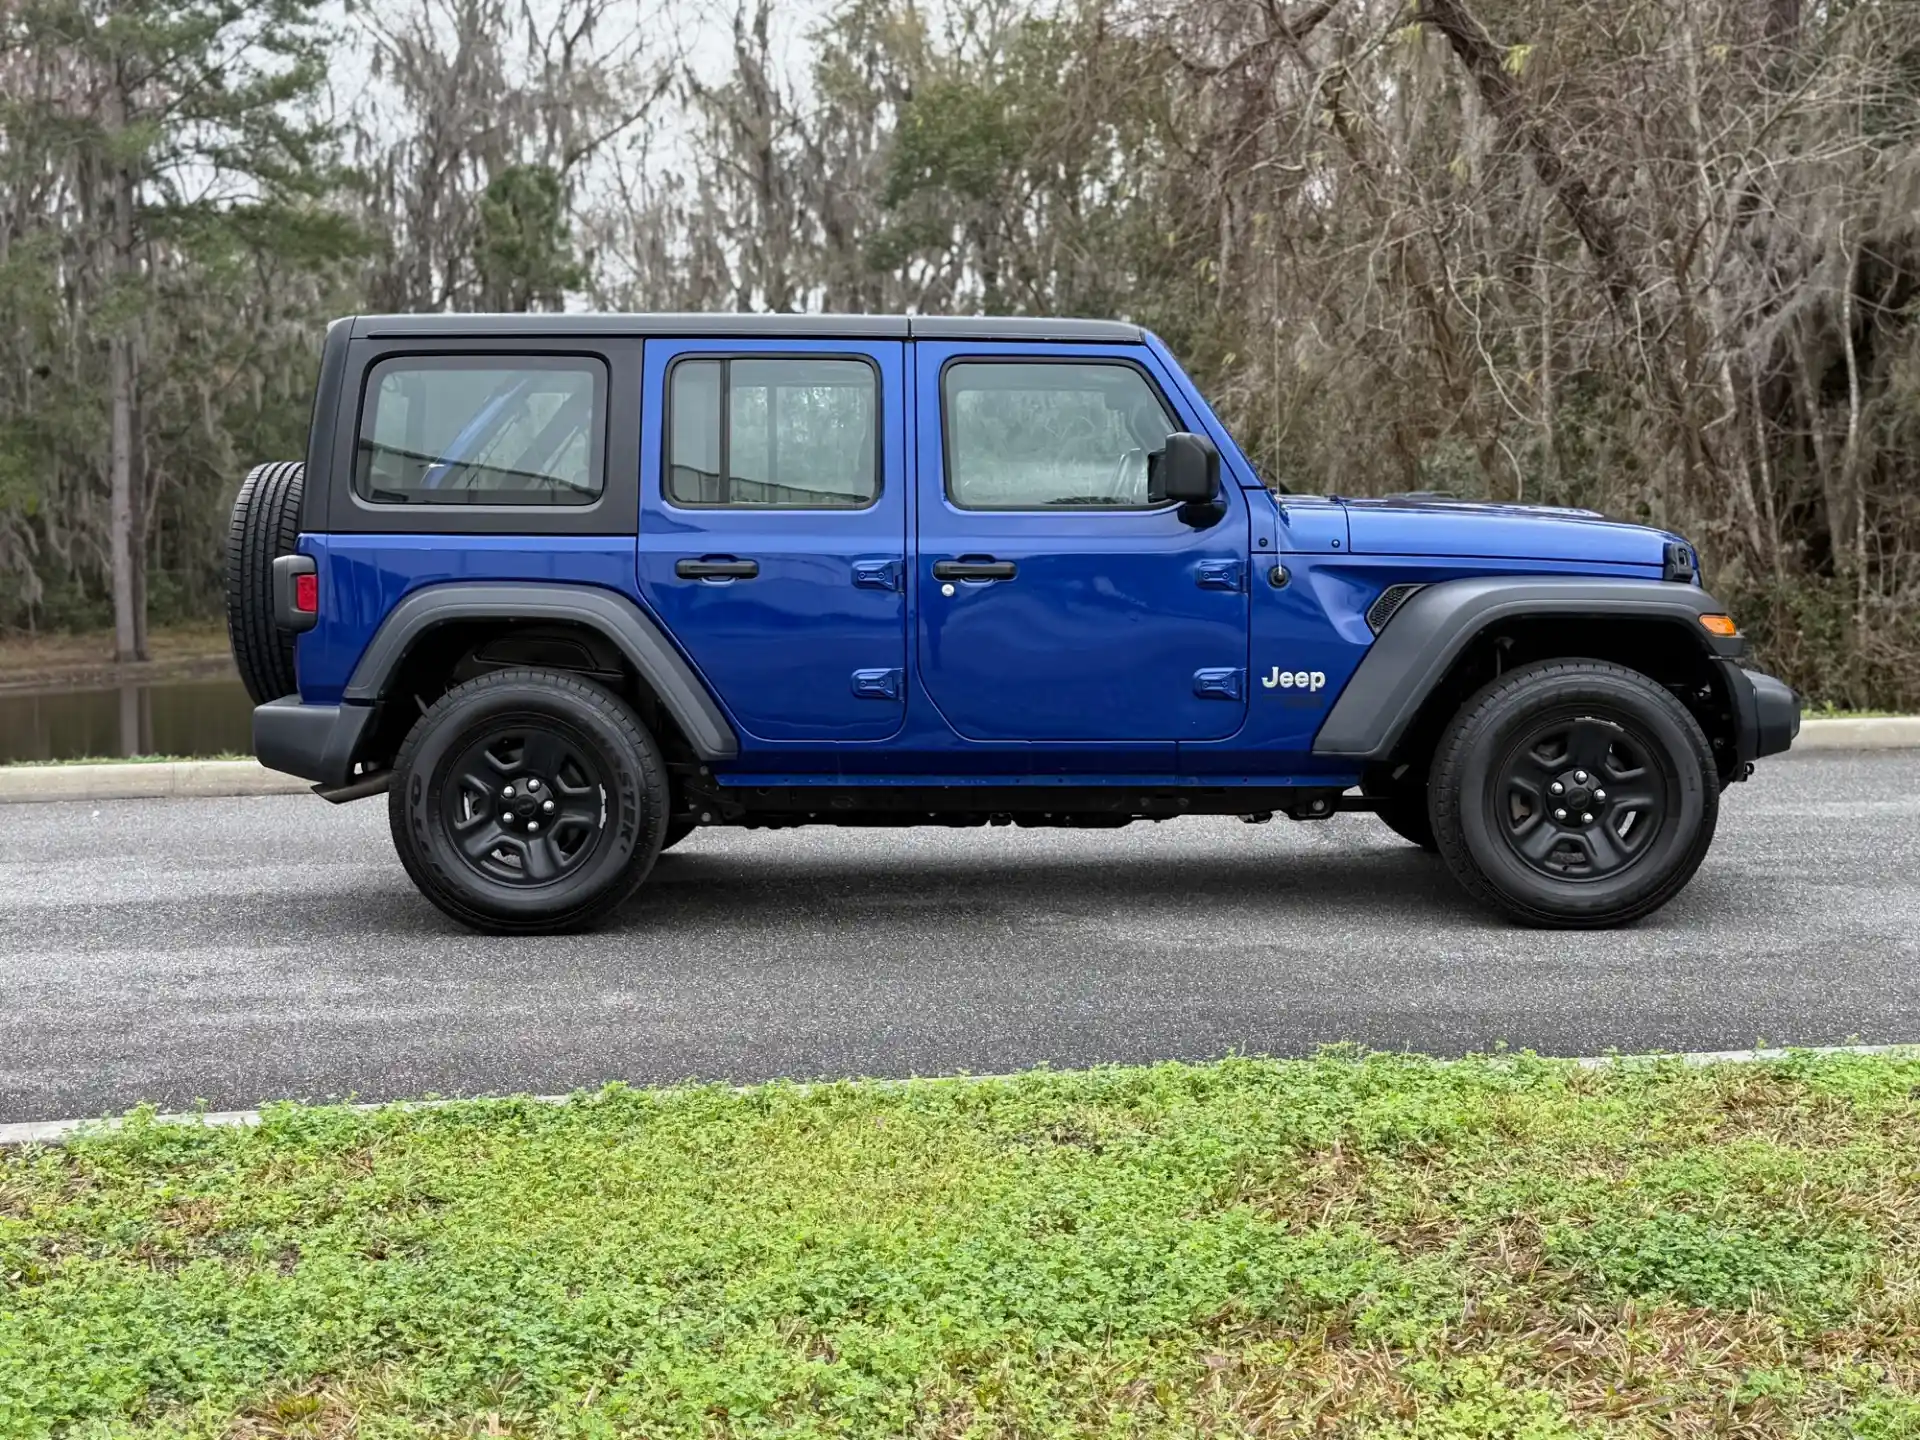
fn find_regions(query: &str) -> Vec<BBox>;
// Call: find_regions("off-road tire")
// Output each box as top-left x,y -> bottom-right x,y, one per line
389,667 -> 670,934
1430,659 -> 1718,927
225,460 -> 306,704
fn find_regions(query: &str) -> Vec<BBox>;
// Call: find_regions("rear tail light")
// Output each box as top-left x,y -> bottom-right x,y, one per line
293,572 -> 319,614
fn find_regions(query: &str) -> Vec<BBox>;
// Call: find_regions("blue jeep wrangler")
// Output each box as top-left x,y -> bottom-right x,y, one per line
226,313 -> 1799,934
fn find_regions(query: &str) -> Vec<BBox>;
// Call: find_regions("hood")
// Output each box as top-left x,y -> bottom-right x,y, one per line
1340,495 -> 1682,570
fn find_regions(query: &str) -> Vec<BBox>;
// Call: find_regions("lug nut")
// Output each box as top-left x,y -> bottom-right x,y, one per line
1549,781 -> 1564,796
1553,808 -> 1567,821
542,799 -> 554,812
502,784 -> 515,798
1573,771 -> 1588,783
528,820 -> 540,832
1594,789 -> 1606,801
1581,812 -> 1593,824
527,778 -> 540,791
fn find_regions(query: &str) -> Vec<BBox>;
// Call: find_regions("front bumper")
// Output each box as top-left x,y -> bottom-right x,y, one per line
253,697 -> 374,786
1719,661 -> 1799,764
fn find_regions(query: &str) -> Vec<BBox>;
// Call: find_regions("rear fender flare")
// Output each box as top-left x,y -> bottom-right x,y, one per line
344,582 -> 738,761
1311,576 -> 1739,760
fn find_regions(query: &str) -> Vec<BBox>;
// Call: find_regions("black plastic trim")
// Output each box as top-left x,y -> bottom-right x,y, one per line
1663,541 -> 1700,584
1365,583 -> 1424,634
345,313 -> 1142,344
302,318 -> 352,533
272,554 -> 318,632
1721,662 -> 1800,764
253,696 -> 375,786
1313,575 -> 1747,759
340,582 -> 739,761
911,316 -> 1142,343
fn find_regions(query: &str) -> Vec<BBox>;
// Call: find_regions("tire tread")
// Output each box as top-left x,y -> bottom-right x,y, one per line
224,460 -> 305,704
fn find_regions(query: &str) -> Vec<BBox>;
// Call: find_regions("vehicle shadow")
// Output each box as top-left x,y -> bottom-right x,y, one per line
623,840 -> 1487,932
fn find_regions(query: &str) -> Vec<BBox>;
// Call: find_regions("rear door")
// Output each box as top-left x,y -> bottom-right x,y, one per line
636,339 -> 907,743
913,343 -> 1251,743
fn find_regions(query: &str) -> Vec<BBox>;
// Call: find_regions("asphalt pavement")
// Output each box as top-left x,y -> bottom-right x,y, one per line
3,749 -> 1917,1123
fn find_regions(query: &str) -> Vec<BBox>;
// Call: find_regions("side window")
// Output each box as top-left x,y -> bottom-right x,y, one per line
667,356 -> 878,508
943,361 -> 1178,509
355,356 -> 606,506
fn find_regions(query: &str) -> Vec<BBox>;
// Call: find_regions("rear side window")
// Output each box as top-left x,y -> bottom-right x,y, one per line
355,356 -> 606,506
943,360 -> 1178,509
667,356 -> 878,508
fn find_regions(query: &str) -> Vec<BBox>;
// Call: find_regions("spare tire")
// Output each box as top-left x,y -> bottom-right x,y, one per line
225,460 -> 306,704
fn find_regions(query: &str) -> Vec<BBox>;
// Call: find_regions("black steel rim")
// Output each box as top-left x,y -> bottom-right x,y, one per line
1491,712 -> 1670,882
438,724 -> 608,888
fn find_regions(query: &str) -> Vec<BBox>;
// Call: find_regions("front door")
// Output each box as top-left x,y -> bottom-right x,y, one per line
913,343 -> 1250,743
636,339 -> 907,743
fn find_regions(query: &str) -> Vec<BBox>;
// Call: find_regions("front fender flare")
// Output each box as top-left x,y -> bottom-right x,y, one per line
1311,575 -> 1741,760
343,582 -> 738,761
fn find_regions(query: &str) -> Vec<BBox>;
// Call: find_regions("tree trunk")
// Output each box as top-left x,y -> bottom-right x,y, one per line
109,331 -> 138,663
106,67 -> 146,663
1418,0 -> 1641,315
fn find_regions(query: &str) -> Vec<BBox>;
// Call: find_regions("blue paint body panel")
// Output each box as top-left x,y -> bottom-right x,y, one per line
297,536 -> 645,706
295,327 -> 1700,794
1344,497 -> 1681,568
634,337 -> 909,744
911,340 -> 1249,748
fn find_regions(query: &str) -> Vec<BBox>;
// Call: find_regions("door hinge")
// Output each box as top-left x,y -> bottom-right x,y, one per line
852,559 -> 904,592
1193,667 -> 1245,700
1196,560 -> 1245,592
851,667 -> 904,700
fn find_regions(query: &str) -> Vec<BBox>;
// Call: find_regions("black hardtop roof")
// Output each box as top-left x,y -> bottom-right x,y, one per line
345,313 -> 1143,343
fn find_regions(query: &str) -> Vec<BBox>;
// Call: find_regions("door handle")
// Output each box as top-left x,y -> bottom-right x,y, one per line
932,559 -> 1016,582
675,557 -> 759,580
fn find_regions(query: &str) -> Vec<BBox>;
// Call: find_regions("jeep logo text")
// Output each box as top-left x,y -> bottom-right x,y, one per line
1262,667 -> 1326,692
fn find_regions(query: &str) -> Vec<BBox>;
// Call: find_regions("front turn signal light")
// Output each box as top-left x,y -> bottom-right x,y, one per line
1699,614 -> 1738,637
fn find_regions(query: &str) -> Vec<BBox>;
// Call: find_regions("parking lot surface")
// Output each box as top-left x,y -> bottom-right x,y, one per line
2,750 -> 1916,1122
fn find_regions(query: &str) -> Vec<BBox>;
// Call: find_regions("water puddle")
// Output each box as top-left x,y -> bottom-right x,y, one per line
0,677 -> 255,762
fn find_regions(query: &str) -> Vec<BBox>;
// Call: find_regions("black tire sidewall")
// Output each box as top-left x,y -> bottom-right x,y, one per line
1440,667 -> 1715,924
391,672 -> 666,931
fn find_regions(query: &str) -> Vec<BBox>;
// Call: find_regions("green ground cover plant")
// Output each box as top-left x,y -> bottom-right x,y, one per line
3,1051 -> 1917,1437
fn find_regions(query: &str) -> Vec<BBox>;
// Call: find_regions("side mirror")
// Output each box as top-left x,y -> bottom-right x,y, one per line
1150,432 -> 1220,505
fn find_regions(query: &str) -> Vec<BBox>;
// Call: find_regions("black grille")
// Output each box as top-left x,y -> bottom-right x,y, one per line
1366,583 -> 1424,634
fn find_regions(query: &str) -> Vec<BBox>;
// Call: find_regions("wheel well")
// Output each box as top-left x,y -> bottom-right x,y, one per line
356,620 -> 701,772
1374,616 -> 1740,790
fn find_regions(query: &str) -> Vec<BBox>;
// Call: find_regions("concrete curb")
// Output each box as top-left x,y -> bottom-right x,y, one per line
3,1043 -> 1914,1148
0,759 -> 309,803
1786,716 -> 1920,750
3,715 -> 1919,804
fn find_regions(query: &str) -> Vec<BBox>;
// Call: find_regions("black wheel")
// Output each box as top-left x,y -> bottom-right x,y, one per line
388,667 -> 669,934
224,460 -> 305,703
1364,778 -> 1437,852
659,818 -> 697,853
1430,659 -> 1718,927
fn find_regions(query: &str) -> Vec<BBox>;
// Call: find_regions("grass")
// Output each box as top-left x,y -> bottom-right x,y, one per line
0,622 -> 233,688
4,1052 -> 1920,1438
1800,703 -> 1903,721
